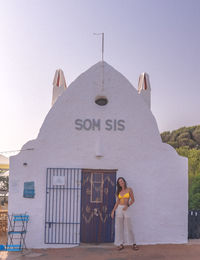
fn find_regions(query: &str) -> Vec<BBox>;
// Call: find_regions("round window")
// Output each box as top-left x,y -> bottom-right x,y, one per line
95,96 -> 108,106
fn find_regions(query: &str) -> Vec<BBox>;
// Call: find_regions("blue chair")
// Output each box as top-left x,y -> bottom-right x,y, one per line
6,213 -> 29,251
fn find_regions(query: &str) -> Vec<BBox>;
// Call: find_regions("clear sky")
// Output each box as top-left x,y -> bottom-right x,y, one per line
0,0 -> 200,155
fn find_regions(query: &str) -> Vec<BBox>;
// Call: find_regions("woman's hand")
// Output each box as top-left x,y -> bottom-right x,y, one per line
111,211 -> 115,219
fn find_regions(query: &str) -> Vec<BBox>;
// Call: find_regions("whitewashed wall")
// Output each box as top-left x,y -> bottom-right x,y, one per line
9,61 -> 188,248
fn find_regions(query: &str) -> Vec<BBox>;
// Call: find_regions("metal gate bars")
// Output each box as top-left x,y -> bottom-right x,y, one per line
45,168 -> 81,244
188,210 -> 200,239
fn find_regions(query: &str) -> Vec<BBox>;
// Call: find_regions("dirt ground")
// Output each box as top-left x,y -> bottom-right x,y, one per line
1,241 -> 200,260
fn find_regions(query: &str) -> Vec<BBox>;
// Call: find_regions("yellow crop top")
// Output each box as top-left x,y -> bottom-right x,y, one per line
118,192 -> 130,199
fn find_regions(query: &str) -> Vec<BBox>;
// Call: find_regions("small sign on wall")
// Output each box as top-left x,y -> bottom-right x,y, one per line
52,176 -> 65,186
23,181 -> 35,198
75,118 -> 125,131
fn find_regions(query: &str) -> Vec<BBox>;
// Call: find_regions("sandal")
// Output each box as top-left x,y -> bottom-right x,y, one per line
117,244 -> 124,251
132,244 -> 139,250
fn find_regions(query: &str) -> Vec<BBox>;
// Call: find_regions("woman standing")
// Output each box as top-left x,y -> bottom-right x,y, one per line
111,177 -> 138,251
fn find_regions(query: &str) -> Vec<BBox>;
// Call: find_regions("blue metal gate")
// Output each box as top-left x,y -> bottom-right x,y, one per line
45,168 -> 81,244
188,210 -> 200,239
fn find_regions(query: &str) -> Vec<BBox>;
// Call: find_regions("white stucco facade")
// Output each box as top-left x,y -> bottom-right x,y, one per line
8,61 -> 188,248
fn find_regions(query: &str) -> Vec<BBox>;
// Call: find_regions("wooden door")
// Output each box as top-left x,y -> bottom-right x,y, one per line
80,169 -> 116,243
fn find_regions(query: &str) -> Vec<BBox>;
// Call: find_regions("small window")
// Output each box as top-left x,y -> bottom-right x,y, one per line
95,96 -> 108,106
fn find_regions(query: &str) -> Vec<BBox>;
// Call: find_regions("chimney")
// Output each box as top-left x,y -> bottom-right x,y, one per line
138,72 -> 151,109
52,69 -> 67,106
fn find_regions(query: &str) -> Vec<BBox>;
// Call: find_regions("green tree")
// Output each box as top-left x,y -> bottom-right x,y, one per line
161,125 -> 200,149
192,126 -> 200,144
161,125 -> 200,209
160,131 -> 171,142
188,149 -> 200,176
189,175 -> 200,209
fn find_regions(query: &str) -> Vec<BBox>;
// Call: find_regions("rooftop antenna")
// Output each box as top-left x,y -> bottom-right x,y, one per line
93,33 -> 105,92
93,32 -> 104,61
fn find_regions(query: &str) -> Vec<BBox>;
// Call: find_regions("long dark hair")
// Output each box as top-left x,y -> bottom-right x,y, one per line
116,177 -> 127,196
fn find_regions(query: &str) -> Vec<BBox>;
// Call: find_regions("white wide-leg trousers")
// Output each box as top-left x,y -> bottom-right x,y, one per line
114,205 -> 135,246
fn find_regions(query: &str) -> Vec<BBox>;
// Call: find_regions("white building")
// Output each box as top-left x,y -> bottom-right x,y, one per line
8,61 -> 188,248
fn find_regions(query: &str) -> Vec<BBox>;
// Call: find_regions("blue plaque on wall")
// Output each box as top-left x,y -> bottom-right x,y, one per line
23,181 -> 35,198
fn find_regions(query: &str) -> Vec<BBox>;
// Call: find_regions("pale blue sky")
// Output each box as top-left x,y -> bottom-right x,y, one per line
0,0 -> 200,154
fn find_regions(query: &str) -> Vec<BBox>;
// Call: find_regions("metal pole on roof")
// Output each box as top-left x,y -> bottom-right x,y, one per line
102,33 -> 104,61
94,32 -> 104,62
93,32 -> 105,91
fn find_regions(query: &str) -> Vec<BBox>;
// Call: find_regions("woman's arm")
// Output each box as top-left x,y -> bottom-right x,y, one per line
128,188 -> 135,206
111,198 -> 119,218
